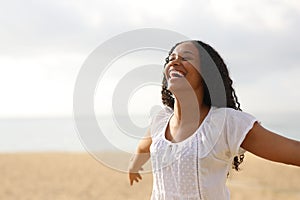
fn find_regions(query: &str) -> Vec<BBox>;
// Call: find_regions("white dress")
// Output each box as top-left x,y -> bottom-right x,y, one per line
150,106 -> 257,200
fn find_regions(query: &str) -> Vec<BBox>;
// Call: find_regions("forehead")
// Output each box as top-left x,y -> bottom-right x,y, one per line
171,42 -> 199,55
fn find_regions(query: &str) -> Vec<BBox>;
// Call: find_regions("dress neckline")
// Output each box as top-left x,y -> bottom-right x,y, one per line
162,106 -> 214,145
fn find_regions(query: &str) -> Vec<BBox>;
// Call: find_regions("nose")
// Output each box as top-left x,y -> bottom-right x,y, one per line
168,55 -> 183,66
165,55 -> 183,76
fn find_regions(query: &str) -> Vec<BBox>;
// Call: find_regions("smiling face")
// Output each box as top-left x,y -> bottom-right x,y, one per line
164,41 -> 204,95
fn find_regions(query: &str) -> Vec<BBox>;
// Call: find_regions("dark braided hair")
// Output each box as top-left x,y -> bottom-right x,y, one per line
161,40 -> 244,171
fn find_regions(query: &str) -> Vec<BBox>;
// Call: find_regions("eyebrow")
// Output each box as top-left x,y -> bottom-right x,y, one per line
182,51 -> 194,55
170,51 -> 194,56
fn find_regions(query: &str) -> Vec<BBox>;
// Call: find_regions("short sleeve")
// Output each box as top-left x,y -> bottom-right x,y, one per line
226,109 -> 258,157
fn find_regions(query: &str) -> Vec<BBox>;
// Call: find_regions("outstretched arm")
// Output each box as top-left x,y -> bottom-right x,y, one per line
241,122 -> 300,166
128,128 -> 152,186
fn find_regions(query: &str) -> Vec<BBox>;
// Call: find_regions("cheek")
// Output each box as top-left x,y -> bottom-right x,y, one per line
190,61 -> 201,73
164,65 -> 170,78
194,70 -> 203,82
188,69 -> 203,85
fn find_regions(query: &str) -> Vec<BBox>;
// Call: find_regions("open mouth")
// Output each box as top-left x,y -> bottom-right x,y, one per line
169,70 -> 185,78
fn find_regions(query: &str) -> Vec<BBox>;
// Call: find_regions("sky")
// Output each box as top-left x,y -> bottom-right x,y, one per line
1,0 -> 300,118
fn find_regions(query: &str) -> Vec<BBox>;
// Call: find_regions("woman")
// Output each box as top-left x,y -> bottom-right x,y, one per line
128,40 -> 300,200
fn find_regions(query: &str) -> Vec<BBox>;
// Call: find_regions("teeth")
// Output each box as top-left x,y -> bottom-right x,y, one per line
169,70 -> 184,78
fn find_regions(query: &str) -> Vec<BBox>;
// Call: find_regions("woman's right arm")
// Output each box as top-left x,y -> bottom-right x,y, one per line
128,128 -> 152,186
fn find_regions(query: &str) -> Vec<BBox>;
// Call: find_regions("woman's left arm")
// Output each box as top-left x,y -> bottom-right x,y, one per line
241,122 -> 300,166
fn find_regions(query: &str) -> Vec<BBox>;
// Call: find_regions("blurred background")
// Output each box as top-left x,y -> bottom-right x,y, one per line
1,1 -> 300,200
0,0 -> 299,152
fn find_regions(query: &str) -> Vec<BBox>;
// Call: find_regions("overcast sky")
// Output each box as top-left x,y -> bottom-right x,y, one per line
1,0 -> 300,118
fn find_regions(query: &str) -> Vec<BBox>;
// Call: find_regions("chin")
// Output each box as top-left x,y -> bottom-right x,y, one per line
168,84 -> 190,94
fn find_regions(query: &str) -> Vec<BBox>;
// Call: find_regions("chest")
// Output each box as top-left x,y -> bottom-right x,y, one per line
165,122 -> 200,143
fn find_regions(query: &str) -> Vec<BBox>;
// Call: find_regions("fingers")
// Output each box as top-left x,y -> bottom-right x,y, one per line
129,173 -> 142,186
132,174 -> 142,183
137,173 -> 142,180
130,179 -> 133,186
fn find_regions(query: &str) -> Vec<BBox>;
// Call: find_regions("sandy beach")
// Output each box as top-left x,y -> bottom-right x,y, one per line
0,152 -> 299,200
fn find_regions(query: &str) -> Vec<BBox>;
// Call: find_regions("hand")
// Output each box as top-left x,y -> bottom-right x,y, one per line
128,168 -> 143,186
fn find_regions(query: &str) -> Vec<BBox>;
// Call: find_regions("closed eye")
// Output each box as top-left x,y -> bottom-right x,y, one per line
166,56 -> 192,62
182,57 -> 192,61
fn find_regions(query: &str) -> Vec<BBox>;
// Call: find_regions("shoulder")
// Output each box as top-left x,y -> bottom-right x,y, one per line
208,106 -> 257,138
150,106 -> 173,137
205,107 -> 258,157
210,107 -> 256,122
211,106 -> 240,114
151,106 -> 173,123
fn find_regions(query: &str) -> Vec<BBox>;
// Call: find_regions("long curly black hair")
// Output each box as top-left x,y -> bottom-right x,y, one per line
161,40 -> 244,171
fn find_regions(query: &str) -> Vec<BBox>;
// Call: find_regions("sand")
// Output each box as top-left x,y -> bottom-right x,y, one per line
0,152 -> 299,200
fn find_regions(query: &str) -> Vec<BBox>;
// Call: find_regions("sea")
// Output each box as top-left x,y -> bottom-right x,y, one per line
0,113 -> 299,153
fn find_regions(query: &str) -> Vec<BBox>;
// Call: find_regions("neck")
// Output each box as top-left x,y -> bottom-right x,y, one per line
172,89 -> 209,126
